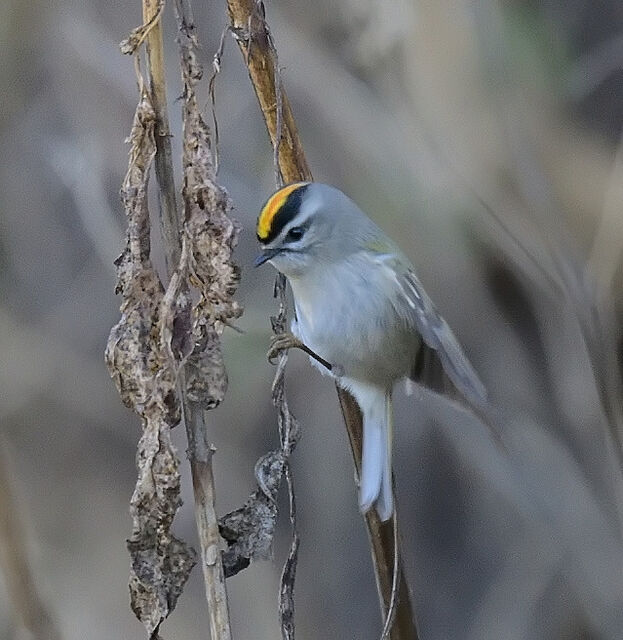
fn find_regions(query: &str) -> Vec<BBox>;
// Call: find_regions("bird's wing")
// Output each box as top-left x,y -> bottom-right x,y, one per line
400,268 -> 487,404
376,253 -> 487,405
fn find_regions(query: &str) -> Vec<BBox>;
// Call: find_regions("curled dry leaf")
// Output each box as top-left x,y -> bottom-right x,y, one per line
119,0 -> 165,56
161,19 -> 242,408
105,92 -> 195,639
219,450 -> 285,578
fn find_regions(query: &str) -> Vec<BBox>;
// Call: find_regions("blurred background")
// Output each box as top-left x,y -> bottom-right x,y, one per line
2,0 -> 623,638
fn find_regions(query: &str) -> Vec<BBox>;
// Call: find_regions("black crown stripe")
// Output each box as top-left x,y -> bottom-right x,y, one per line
258,184 -> 310,244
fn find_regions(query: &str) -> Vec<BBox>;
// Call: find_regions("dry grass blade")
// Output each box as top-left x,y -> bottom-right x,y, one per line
141,0 -> 182,274
104,86 -> 195,638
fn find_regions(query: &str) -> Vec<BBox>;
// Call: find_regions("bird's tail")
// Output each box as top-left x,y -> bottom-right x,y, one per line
359,389 -> 393,521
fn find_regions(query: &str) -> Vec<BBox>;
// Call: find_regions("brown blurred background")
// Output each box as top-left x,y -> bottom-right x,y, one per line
2,0 -> 623,638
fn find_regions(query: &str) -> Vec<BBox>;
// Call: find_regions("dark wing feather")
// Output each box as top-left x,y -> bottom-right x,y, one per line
412,340 -> 454,396
397,267 -> 487,406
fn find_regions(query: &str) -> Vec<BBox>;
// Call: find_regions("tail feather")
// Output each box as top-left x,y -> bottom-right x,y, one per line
360,413 -> 383,514
375,394 -> 393,521
359,389 -> 394,522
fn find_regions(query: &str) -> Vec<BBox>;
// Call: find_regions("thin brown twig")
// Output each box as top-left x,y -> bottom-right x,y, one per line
209,25 -> 232,173
225,1 -> 418,637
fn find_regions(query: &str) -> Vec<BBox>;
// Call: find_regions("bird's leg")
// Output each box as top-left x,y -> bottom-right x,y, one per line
267,332 -> 334,372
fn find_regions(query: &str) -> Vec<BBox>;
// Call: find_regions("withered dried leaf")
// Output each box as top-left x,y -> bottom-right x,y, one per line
219,450 -> 285,578
127,420 -> 197,639
105,90 -> 195,638
160,18 -> 242,409
119,0 -> 164,56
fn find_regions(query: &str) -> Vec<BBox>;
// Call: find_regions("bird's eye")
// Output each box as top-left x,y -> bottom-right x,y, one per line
287,226 -> 305,241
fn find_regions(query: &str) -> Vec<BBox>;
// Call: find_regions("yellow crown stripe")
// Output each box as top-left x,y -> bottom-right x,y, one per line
257,182 -> 308,239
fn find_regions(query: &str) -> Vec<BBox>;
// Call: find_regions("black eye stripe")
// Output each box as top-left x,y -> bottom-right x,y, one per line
258,184 -> 309,244
286,226 -> 305,241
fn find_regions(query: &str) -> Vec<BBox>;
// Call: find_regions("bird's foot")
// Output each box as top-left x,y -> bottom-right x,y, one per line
267,332 -> 334,372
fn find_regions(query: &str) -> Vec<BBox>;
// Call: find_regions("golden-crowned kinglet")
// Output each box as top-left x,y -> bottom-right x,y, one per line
255,182 -> 486,521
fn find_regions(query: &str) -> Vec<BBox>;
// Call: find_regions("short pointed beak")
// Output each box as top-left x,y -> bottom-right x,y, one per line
254,247 -> 281,267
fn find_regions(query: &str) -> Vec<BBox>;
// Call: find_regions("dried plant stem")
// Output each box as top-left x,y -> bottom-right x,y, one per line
338,394 -> 418,639
142,0 -> 181,271
186,402 -> 233,640
225,1 -> 418,637
0,442 -> 61,640
140,1 -> 233,637
226,0 -> 311,184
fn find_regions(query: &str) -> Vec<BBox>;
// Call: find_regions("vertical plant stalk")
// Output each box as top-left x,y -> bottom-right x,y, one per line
224,1 -> 418,638
186,402 -> 233,640
338,393 -> 418,639
142,0 -> 181,272
0,442 -> 61,640
226,4 -> 310,184
137,2 -> 235,638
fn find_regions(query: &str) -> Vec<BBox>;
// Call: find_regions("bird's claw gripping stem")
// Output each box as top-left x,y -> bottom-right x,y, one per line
267,332 -> 333,372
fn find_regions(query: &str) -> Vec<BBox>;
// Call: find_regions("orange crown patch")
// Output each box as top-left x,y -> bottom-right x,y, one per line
257,182 -> 309,240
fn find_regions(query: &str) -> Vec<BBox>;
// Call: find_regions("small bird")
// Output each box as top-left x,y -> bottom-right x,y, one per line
255,182 -> 487,521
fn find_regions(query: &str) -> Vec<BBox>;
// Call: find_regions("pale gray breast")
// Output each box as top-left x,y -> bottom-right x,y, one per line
290,256 -> 420,387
